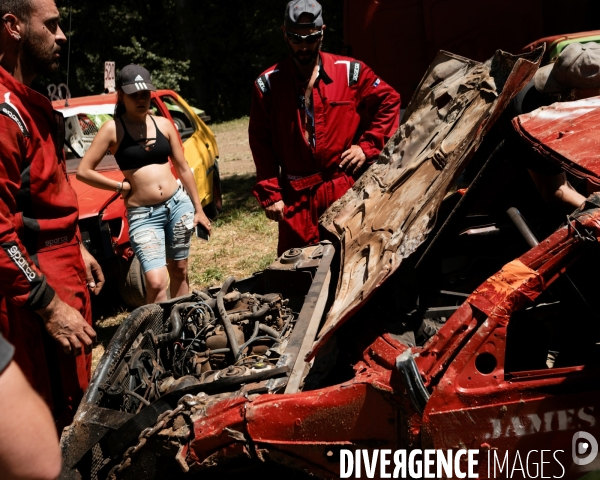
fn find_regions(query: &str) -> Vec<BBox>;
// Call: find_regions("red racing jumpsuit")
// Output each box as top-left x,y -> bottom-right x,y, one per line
249,52 -> 400,255
0,66 -> 92,430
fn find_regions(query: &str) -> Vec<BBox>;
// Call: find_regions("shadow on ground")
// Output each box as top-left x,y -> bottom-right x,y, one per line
217,173 -> 262,223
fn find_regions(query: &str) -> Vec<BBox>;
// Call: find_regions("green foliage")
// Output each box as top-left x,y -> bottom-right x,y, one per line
42,1 -> 343,121
115,37 -> 190,91
196,266 -> 225,286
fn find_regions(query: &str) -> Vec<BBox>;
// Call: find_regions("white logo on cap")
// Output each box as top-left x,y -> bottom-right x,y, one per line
134,74 -> 144,81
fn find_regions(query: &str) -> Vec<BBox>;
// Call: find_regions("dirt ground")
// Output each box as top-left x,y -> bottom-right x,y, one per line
211,117 -> 256,177
91,117 -> 278,369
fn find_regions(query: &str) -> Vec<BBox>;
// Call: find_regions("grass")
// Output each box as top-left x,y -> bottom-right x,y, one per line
188,173 -> 278,288
90,294 -> 130,370
210,116 -> 249,135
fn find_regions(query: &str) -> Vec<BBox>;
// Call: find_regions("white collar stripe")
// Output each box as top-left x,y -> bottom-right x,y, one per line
3,92 -> 27,129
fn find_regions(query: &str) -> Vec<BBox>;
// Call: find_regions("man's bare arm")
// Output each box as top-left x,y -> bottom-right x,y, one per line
528,170 -> 586,211
0,361 -> 61,480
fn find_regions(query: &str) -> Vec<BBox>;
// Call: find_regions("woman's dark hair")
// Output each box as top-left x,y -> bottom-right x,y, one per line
114,90 -> 126,118
114,67 -> 127,117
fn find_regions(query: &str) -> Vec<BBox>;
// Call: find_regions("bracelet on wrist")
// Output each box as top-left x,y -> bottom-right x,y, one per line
116,182 -> 123,193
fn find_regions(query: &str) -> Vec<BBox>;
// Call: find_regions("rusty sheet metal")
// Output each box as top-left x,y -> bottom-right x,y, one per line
420,205 -> 600,479
513,96 -> 600,185
311,49 -> 542,358
466,258 -> 543,326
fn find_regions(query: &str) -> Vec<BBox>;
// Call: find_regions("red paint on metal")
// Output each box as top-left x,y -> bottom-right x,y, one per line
521,30 -> 600,55
514,97 -> 600,184
186,208 -> 600,478
187,396 -> 248,465
69,171 -> 122,219
421,210 -> 600,478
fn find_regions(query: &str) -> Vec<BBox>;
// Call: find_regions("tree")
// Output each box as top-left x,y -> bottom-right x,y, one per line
42,1 -> 343,122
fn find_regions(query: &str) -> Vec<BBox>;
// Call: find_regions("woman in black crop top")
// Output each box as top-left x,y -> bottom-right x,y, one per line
77,64 -> 211,304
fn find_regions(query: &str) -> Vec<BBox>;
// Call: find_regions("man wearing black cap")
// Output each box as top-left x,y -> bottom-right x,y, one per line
249,0 -> 400,255
0,0 -> 103,429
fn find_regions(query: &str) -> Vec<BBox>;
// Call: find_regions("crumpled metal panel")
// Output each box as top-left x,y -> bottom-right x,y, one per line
311,49 -> 542,358
513,96 -> 600,185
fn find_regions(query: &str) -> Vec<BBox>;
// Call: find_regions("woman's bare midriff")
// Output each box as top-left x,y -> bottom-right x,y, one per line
122,163 -> 180,207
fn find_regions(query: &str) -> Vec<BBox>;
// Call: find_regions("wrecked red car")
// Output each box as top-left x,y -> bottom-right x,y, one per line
59,48 -> 600,479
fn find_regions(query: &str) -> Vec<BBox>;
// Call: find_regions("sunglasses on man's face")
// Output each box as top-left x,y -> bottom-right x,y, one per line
285,29 -> 323,45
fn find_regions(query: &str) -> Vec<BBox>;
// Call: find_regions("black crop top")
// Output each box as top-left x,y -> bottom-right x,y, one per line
114,116 -> 171,171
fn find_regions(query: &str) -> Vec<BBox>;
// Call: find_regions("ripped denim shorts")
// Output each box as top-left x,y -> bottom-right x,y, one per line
126,187 -> 195,273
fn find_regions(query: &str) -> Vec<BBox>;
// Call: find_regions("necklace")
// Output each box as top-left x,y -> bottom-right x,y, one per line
125,116 -> 147,139
134,122 -> 146,139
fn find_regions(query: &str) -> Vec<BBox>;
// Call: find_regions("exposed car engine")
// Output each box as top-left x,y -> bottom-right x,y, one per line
98,278 -> 295,413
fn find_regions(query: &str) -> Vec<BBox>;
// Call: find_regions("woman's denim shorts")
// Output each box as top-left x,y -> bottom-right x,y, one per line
127,187 -> 195,273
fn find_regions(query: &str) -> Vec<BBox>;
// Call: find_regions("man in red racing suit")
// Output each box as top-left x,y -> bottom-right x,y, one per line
249,0 -> 400,255
0,0 -> 103,430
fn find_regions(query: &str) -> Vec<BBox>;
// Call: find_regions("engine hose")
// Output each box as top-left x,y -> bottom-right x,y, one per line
202,298 -> 217,311
208,348 -> 230,355
123,390 -> 151,406
193,290 -> 212,301
188,302 -> 215,327
156,302 -> 197,345
250,293 -> 280,304
258,324 -> 279,338
216,276 -> 240,359
235,334 -> 280,361
191,289 -> 217,310
236,303 -> 270,320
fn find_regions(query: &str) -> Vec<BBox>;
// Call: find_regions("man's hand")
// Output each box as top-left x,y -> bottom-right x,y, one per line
80,243 -> 105,295
339,145 -> 367,175
265,200 -> 285,222
36,295 -> 97,356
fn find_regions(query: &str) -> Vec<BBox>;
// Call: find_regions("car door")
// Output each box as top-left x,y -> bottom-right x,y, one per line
421,248 -> 600,479
155,92 -> 217,209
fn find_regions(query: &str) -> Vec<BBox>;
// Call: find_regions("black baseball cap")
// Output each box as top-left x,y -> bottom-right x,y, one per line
116,64 -> 156,94
284,0 -> 323,29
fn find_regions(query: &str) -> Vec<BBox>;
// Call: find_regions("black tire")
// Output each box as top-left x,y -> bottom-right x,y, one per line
118,256 -> 146,308
203,161 -> 223,220
172,116 -> 186,132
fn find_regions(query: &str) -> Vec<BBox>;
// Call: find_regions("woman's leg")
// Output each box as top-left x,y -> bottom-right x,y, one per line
127,205 -> 169,304
144,266 -> 169,303
166,259 -> 189,299
165,190 -> 195,298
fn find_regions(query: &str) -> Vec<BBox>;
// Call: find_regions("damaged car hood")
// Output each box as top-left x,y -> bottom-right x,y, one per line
513,96 -> 600,185
311,49 -> 542,357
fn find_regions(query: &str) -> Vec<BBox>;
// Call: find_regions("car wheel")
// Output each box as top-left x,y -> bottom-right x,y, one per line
172,116 -> 186,132
118,256 -> 146,308
203,162 -> 223,220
